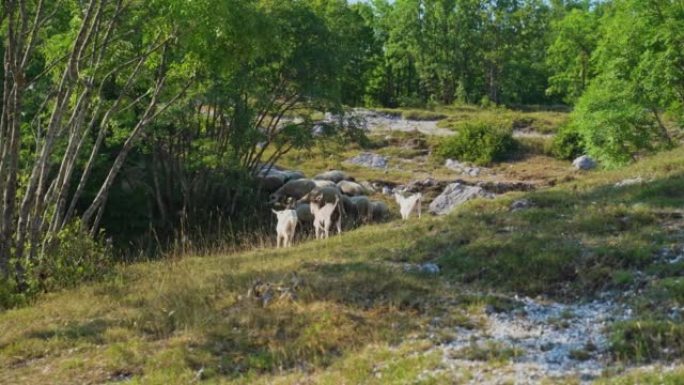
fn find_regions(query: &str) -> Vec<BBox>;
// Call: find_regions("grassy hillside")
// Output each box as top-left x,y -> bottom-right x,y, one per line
3,146 -> 684,383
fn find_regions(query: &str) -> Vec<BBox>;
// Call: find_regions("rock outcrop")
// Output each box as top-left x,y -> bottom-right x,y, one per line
429,183 -> 493,215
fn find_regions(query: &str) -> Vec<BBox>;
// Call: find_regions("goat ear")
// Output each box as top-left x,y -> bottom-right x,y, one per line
272,209 -> 278,215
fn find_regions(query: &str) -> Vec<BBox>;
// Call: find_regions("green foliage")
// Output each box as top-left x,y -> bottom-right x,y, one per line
610,320 -> 684,362
0,278 -> 25,310
364,0 -> 555,107
561,0 -> 683,166
570,74 -> 662,168
26,221 -> 111,294
551,125 -> 585,160
436,120 -> 516,165
546,7 -> 600,103
400,110 -> 447,121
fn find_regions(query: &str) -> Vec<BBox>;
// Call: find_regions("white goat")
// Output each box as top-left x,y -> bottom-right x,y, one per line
272,209 -> 298,248
394,192 -> 422,220
310,197 -> 341,239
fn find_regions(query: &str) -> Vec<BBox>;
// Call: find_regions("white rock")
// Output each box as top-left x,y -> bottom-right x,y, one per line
420,263 -> 440,274
572,155 -> 596,170
429,183 -> 494,215
445,159 -> 465,171
346,152 -> 389,169
614,177 -> 644,188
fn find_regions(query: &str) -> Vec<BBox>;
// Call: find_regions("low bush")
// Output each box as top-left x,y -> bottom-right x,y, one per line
610,320 -> 684,362
435,120 -> 516,165
551,126 -> 585,160
26,220 -> 111,293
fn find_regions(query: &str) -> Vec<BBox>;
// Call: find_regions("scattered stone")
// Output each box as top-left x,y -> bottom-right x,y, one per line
402,178 -> 446,195
511,199 -> 533,212
403,262 -> 440,275
444,159 -> 460,169
656,246 -> 684,264
429,183 -> 494,215
572,155 -> 596,170
614,177 -> 644,188
346,108 -> 455,137
445,159 -> 482,177
404,136 -> 428,149
477,181 -> 536,194
346,152 -> 389,169
439,295 -> 633,383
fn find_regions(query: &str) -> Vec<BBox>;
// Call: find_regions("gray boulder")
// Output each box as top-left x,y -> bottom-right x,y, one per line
337,180 -> 368,196
282,170 -> 305,182
428,183 -> 493,215
572,155 -> 596,170
346,152 -> 389,169
300,186 -> 341,206
270,179 -> 316,203
445,159 -> 481,177
445,159 -> 465,171
314,170 -> 348,183
313,179 -> 338,189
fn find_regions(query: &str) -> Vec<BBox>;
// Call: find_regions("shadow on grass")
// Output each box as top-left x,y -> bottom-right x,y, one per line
24,319 -> 113,344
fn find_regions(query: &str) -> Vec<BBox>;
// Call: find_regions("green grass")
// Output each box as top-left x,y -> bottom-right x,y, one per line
596,366 -> 684,384
435,105 -> 567,135
5,146 -> 684,383
372,108 -> 447,121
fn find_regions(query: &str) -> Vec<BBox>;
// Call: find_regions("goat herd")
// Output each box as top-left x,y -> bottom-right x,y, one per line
261,168 -> 422,248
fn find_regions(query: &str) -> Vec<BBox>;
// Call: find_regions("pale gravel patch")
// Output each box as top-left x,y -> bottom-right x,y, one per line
431,295 -> 635,384
350,108 -> 455,137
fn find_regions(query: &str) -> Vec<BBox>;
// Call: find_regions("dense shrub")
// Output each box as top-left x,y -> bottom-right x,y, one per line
435,120 -> 516,165
570,74 -> 664,168
0,279 -> 24,310
551,126 -> 585,160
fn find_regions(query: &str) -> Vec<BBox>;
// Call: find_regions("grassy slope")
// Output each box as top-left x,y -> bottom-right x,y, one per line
3,147 -> 684,383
